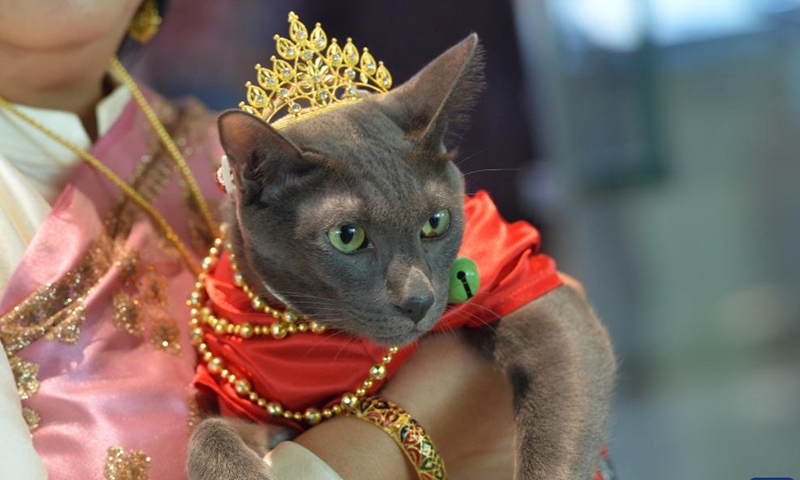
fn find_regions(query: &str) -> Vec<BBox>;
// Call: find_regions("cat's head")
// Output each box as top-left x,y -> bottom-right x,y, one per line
218,34 -> 484,346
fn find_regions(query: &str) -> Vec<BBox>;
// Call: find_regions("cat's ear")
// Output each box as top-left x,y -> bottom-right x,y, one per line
380,33 -> 484,153
218,110 -> 320,201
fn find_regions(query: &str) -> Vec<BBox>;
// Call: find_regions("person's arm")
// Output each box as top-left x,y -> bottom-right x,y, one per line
294,331 -> 516,480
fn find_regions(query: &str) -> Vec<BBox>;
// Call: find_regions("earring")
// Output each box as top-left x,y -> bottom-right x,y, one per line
128,0 -> 162,44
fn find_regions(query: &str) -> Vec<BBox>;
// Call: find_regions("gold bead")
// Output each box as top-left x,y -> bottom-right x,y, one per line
389,346 -> 399,354
226,323 -> 234,334
233,272 -> 245,287
240,323 -> 254,339
234,379 -> 251,397
282,411 -> 293,420
202,256 -> 217,270
213,320 -> 228,335
287,323 -> 296,334
202,351 -> 213,362
304,408 -> 322,425
363,379 -> 373,389
356,388 -> 366,396
208,247 -> 219,257
197,343 -> 208,353
309,321 -> 326,334
190,327 -> 204,345
189,317 -> 199,327
270,322 -> 287,340
248,392 -> 259,401
341,394 -> 359,408
208,357 -> 223,373
257,398 -> 267,408
322,409 -> 333,418
297,323 -> 308,332
227,373 -> 237,383
220,369 -> 230,379
252,297 -> 265,310
188,291 -> 204,307
283,312 -> 296,323
293,412 -> 303,422
214,237 -> 223,247
332,405 -> 343,414
267,402 -> 283,416
369,364 -> 386,380
254,325 -> 263,336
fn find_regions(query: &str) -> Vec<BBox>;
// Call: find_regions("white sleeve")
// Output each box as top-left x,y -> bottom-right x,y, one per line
0,341 -> 49,480
264,441 -> 344,480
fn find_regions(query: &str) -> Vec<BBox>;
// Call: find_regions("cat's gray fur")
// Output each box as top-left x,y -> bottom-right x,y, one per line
187,34 -> 616,480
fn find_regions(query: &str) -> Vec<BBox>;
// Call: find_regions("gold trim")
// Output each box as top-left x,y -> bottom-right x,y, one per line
22,407 -> 41,431
104,446 -> 152,480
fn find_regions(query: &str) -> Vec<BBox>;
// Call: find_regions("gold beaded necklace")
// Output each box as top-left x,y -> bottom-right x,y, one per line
189,227 -> 400,426
0,56 -> 219,275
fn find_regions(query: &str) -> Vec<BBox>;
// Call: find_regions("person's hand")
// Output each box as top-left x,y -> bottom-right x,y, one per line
382,331 -> 516,480
294,331 -> 516,480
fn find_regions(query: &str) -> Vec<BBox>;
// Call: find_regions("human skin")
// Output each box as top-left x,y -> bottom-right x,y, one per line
0,0 -> 142,138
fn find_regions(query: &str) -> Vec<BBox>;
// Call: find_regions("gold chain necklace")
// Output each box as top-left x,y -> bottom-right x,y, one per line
0,56 -> 219,275
188,227 -> 399,426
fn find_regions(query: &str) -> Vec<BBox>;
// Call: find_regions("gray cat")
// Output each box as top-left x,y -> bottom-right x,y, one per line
187,34 -> 616,480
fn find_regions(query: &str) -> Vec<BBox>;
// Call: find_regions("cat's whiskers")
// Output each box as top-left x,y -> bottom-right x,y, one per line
446,305 -> 501,334
300,328 -> 352,359
462,167 -> 519,178
454,148 -> 487,167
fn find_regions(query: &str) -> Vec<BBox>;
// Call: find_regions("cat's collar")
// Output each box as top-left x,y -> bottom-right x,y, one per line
237,12 -> 393,130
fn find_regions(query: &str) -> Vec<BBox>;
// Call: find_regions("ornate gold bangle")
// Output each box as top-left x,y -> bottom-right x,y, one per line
342,396 -> 447,480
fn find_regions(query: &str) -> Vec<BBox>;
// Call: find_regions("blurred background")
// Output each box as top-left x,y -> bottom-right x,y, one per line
134,0 -> 800,478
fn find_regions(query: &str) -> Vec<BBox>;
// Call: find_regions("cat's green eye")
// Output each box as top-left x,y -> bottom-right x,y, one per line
327,224 -> 369,253
421,209 -> 451,238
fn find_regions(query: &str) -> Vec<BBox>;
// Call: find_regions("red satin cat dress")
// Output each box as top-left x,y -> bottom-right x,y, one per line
193,191 -> 562,426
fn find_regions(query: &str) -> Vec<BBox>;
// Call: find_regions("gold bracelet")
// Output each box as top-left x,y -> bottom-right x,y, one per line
342,396 -> 447,480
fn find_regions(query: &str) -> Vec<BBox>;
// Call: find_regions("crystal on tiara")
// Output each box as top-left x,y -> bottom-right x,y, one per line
239,12 -> 393,128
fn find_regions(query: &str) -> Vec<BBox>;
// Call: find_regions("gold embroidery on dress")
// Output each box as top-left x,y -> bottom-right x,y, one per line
176,99 -> 221,254
104,446 -> 152,480
186,394 -> 202,434
0,234 -> 123,416
112,292 -> 144,337
112,263 -> 181,355
22,407 -> 41,431
10,355 -> 40,400
0,234 -> 114,358
142,264 -> 179,354
0,99 -> 216,425
150,314 -> 181,354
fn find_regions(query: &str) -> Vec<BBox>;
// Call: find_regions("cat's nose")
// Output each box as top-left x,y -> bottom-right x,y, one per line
397,294 -> 434,324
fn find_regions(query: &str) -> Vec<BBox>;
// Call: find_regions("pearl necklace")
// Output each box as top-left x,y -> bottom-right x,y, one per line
189,228 -> 399,426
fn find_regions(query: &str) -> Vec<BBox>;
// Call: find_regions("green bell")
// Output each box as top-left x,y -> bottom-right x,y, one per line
448,257 -> 480,304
